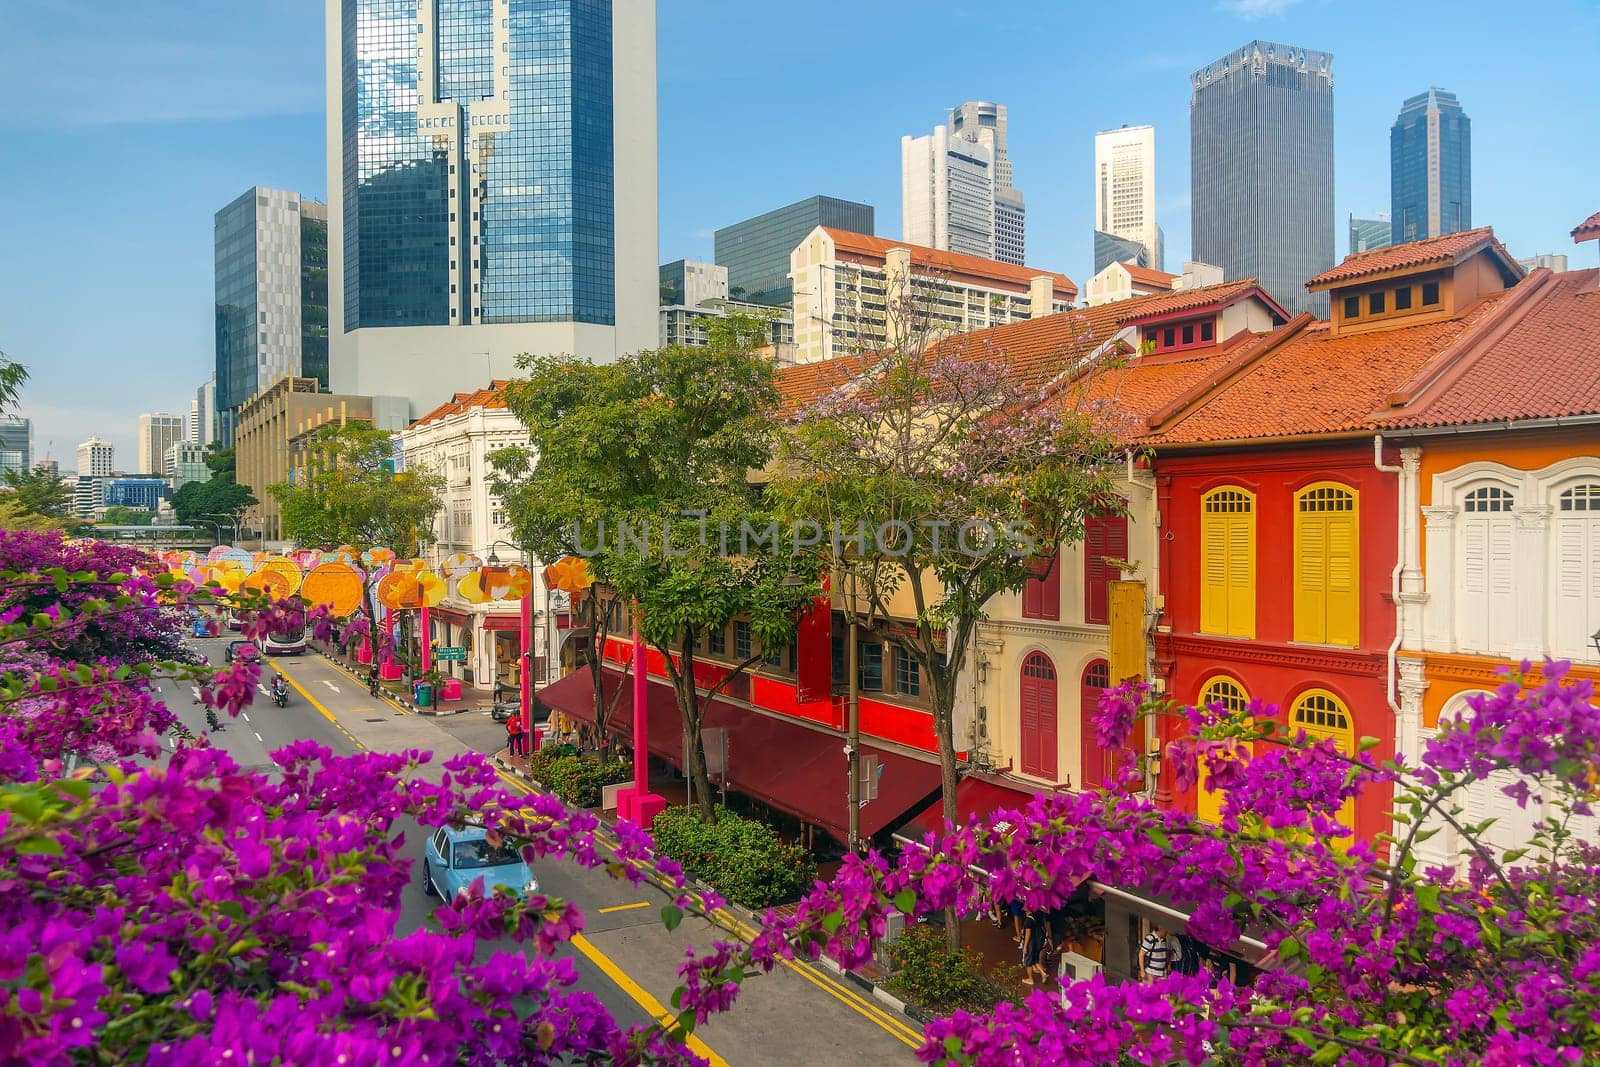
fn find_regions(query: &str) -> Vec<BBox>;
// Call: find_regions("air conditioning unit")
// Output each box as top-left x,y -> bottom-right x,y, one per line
1058,951 -> 1101,985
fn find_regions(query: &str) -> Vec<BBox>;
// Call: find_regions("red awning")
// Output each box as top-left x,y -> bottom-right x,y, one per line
896,773 -> 1049,844
535,669 -> 942,842
432,607 -> 470,627
482,615 -> 522,632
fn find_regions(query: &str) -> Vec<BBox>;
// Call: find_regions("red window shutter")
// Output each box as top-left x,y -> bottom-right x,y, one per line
1083,515 -> 1128,625
1022,570 -> 1042,618
1041,551 -> 1060,621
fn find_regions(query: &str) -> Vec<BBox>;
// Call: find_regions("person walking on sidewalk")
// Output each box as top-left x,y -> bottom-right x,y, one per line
1139,924 -> 1174,982
506,712 -> 526,757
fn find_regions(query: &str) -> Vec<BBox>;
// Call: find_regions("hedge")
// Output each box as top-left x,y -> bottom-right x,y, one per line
526,750 -> 631,808
885,923 -> 1025,1016
650,806 -> 816,909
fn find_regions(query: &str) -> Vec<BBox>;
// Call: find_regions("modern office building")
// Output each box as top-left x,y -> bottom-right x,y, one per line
1391,88 -> 1471,245
104,478 -> 168,513
0,416 -> 31,477
1349,214 -> 1392,254
902,124 -> 995,261
73,479 -> 105,519
790,227 -> 1077,364
1093,125 -> 1162,273
165,441 -> 212,490
714,196 -> 874,307
951,101 -> 1025,265
76,436 -> 113,479
660,301 -> 795,359
1518,253 -> 1569,274
1191,41 -> 1335,317
214,188 -> 329,443
659,260 -> 728,308
325,0 -> 658,418
191,376 -> 217,446
137,414 -> 185,477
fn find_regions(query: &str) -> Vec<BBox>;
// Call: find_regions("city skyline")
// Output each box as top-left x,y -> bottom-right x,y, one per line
2,0 -> 1597,459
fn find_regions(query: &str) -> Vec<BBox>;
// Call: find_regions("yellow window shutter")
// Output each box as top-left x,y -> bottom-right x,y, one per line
1294,513 -> 1328,643
1226,514 -> 1255,638
1200,512 -> 1228,635
1325,513 -> 1359,647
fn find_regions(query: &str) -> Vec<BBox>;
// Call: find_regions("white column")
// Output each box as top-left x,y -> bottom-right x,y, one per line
1398,449 -> 1427,648
1512,505 -> 1552,660
1420,505 -> 1458,653
1395,657 -> 1446,867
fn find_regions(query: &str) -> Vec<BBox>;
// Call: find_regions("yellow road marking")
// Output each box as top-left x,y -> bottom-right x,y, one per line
569,934 -> 728,1066
269,663 -> 365,751
492,769 -> 924,1049
598,901 -> 653,914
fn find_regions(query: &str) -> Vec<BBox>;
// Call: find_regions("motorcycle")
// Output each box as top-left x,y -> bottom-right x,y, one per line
271,685 -> 289,708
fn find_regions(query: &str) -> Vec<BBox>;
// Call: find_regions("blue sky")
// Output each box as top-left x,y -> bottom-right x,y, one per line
2,0 -> 1597,470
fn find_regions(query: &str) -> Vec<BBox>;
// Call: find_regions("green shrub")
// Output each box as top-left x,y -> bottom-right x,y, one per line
650,806 -> 816,909
885,923 -> 1020,1016
527,751 -> 631,808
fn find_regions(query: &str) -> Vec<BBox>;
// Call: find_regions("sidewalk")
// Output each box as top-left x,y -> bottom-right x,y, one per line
316,643 -> 486,716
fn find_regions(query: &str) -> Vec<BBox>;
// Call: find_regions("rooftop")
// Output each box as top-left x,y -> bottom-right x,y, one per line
410,382 -> 510,428
1573,211 -> 1600,245
1306,227 -> 1522,290
1120,262 -> 1179,290
818,228 -> 1077,297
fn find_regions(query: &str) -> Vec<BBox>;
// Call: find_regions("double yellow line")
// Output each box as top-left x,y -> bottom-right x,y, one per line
493,769 -> 924,1052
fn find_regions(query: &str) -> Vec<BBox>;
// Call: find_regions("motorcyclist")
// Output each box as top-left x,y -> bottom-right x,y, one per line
270,675 -> 288,705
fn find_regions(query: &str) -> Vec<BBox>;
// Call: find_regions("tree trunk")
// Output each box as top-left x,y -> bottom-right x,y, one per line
673,642 -> 717,824
933,673 -> 962,951
585,598 -> 610,755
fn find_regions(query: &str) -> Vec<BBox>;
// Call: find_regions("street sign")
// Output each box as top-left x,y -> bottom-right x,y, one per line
436,646 -> 466,662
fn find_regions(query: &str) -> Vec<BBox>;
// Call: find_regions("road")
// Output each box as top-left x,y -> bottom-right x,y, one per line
170,637 -> 924,1065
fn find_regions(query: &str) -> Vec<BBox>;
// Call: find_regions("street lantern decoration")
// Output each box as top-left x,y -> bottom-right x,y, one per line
252,555 -> 304,597
362,546 -> 397,568
459,564 -> 532,604
290,548 -> 321,572
301,562 -> 365,618
543,555 -> 595,599
242,568 -> 294,601
376,568 -> 447,611
206,560 -> 248,594
439,552 -> 483,579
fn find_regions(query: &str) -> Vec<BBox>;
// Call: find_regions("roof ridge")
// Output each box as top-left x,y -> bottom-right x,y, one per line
1376,270 -> 1560,422
1144,313 -> 1315,431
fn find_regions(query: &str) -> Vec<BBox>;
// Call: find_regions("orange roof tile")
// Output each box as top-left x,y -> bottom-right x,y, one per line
1114,277 -> 1289,325
1140,296 -> 1512,447
410,381 -> 510,428
1121,262 -> 1179,290
1380,269 -> 1600,430
1306,227 -> 1522,290
775,355 -> 877,413
1574,211 -> 1600,244
820,228 -> 1077,297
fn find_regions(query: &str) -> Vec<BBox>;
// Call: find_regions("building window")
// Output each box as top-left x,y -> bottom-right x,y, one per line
1290,690 -> 1355,835
1019,651 -> 1058,780
1368,291 -> 1386,315
1294,483 -> 1360,647
1394,287 -> 1413,310
1078,659 -> 1109,788
1200,488 -> 1256,639
1163,327 -> 1176,347
859,643 -> 883,691
1343,296 -> 1360,318
1181,324 -> 1195,345
708,626 -> 726,656
1021,551 -> 1060,620
734,621 -> 751,660
1458,485 -> 1516,655
1422,281 -> 1440,306
1084,512 -> 1128,625
831,631 -> 845,685
895,648 -> 920,696
1200,321 -> 1214,342
1555,483 -> 1600,660
1195,676 -> 1251,824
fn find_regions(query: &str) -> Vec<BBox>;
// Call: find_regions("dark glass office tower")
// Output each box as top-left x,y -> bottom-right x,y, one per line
714,196 -> 875,306
1391,88 -> 1471,245
1191,41 -> 1335,317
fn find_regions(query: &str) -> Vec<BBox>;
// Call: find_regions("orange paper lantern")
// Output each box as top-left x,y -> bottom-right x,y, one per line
301,562 -> 365,617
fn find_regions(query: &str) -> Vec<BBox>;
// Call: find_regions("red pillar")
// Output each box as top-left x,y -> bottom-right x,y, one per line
616,607 -> 665,827
419,605 -> 432,673
520,590 -> 536,752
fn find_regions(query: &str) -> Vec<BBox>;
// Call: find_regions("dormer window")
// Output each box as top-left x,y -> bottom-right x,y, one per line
1394,287 -> 1412,310
1143,316 -> 1217,354
1422,282 -> 1440,306
1368,291 -> 1386,314
1344,296 -> 1360,318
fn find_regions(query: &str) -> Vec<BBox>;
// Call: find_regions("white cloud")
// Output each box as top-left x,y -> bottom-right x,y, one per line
1218,0 -> 1305,17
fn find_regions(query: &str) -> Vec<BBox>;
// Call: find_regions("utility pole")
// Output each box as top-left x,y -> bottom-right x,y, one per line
844,567 -> 862,853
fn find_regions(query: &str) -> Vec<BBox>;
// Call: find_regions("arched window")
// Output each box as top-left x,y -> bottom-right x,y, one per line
1290,689 -> 1355,838
1200,488 -> 1255,638
1195,677 -> 1251,824
1555,484 -> 1600,660
1293,484 -> 1359,647
1019,652 -> 1058,780
1079,659 -> 1112,789
1458,485 -> 1516,654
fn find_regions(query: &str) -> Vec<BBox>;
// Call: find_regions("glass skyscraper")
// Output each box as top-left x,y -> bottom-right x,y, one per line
713,196 -> 875,307
1391,88 -> 1471,245
1191,41 -> 1335,317
328,0 -> 655,415
1349,214 -> 1392,254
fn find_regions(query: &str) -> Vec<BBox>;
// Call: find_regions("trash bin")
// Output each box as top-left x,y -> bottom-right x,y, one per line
413,682 -> 434,708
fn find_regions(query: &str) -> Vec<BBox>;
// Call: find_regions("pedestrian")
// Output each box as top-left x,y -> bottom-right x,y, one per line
1139,924 -> 1173,982
1007,897 -> 1025,946
1021,909 -> 1049,986
506,712 -> 525,758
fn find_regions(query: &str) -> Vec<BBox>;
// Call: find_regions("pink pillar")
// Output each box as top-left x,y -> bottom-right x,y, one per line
419,605 -> 432,673
632,621 -> 648,795
383,606 -> 395,667
520,590 -> 536,752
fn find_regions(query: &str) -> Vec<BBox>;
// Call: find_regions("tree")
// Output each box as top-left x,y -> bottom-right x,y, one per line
769,279 -> 1123,945
2,464 -> 72,521
170,477 -> 256,532
493,315 -> 819,821
99,505 -> 155,526
0,497 -> 66,532
203,444 -> 238,483
0,350 -> 24,412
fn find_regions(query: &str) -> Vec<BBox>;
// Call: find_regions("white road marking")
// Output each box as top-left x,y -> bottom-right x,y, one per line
241,712 -> 250,723
167,737 -> 175,750
256,684 -> 268,697
191,687 -> 202,702
255,732 -> 263,743
321,681 -> 341,694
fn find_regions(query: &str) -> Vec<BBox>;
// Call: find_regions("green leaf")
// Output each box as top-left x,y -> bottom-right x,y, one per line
1414,884 -> 1441,914
1357,735 -> 1380,752
820,909 -> 845,935
891,889 -> 917,915
673,1008 -> 697,1036
1311,1041 -> 1343,1064
16,836 -> 63,855
660,904 -> 683,932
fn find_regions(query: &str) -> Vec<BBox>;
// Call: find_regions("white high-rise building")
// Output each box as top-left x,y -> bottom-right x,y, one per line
76,435 -> 113,479
950,101 -> 1025,265
901,124 -> 996,260
137,414 -> 184,477
1093,125 -> 1163,273
325,0 -> 658,422
190,376 -> 217,446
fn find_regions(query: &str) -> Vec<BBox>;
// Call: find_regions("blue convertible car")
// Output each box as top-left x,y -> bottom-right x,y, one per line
422,825 -> 540,900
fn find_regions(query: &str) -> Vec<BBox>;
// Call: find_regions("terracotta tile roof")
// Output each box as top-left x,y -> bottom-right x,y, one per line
1072,331 -> 1268,442
1114,277 -> 1289,325
1380,268 -> 1600,429
1121,262 -> 1179,290
774,355 -> 877,412
1574,211 -> 1600,244
820,228 -> 1077,298
1306,227 -> 1522,290
1140,295 -> 1512,447
410,381 -> 510,428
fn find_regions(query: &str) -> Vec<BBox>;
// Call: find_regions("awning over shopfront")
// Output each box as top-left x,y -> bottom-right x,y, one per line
535,669 -> 943,842
894,773 -> 1051,845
